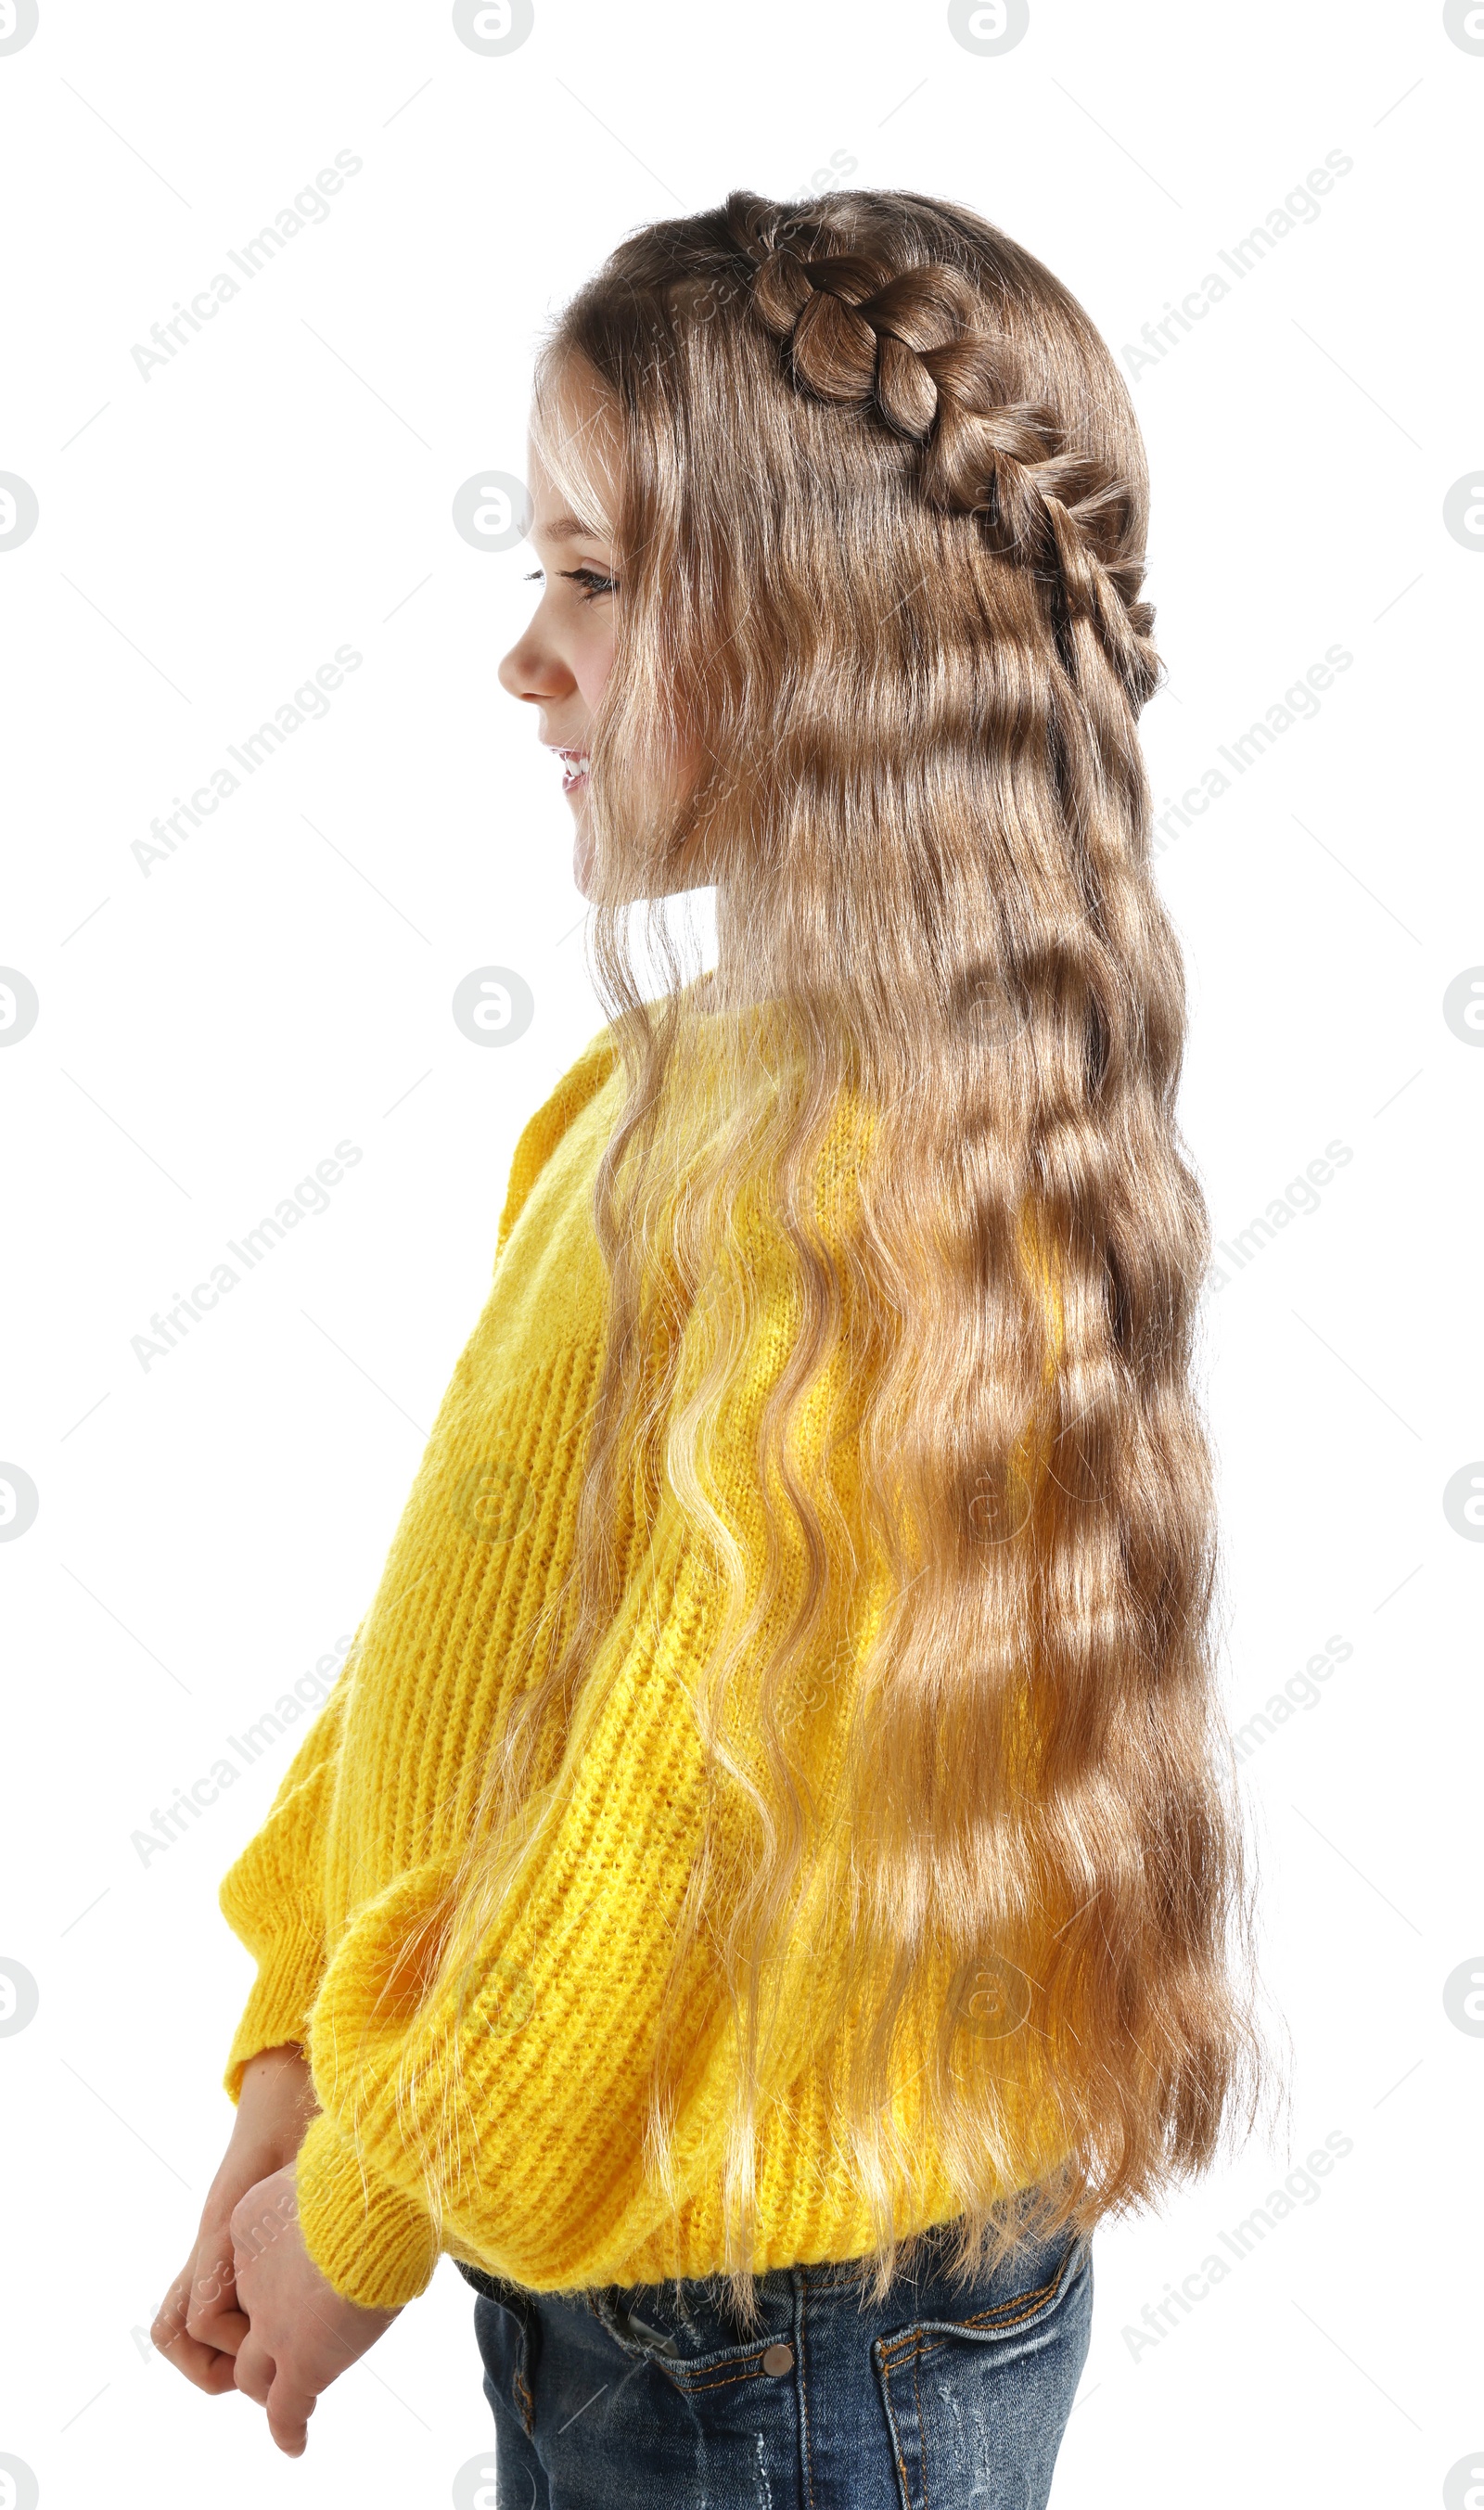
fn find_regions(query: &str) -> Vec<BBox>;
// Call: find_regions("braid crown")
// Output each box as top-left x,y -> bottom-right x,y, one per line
723,192 -> 1158,698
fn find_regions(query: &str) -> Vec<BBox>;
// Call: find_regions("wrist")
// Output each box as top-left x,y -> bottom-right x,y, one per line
231,2044 -> 320,2163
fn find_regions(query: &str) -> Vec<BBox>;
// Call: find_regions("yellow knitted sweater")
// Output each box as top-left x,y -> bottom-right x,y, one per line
218,1011 -> 1065,2310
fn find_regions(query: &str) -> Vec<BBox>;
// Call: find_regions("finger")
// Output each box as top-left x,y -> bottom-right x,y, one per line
186,2305 -> 251,2357
185,2255 -> 243,2343
188,2245 -> 239,2318
233,2333 -> 275,2412
152,2317 -> 242,2396
265,2371 -> 316,2459
184,2248 -> 242,2338
153,2268 -> 237,2393
151,2266 -> 194,2349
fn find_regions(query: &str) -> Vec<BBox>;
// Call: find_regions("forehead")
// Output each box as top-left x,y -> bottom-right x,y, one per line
526,433 -> 613,545
529,353 -> 620,539
528,500 -> 608,544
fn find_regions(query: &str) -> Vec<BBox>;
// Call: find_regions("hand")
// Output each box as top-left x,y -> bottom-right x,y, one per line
229,2162 -> 401,2455
153,2043 -> 321,2395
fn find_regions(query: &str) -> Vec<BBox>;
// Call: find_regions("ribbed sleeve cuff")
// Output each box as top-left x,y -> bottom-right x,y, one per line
221,1923 -> 327,2105
294,2108 -> 441,2310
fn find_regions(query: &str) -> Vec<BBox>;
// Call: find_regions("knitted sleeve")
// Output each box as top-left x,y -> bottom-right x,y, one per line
288,1168 -> 876,2311
217,1647 -> 358,2103
291,1510 -> 761,2307
214,1027 -> 616,2120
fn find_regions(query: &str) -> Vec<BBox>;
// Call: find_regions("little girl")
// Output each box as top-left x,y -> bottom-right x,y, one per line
153,188 -> 1261,2505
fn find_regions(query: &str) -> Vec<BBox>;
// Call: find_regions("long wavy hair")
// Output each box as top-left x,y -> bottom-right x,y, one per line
407,186 -> 1269,2316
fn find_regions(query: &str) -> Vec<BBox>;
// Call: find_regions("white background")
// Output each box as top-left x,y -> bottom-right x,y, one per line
1,2 -> 1478,2504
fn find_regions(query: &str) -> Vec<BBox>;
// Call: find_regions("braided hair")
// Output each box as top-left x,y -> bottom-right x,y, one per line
724,189 -> 1160,712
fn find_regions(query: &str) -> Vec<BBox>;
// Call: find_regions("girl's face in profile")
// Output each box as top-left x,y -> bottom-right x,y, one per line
497,416 -> 618,900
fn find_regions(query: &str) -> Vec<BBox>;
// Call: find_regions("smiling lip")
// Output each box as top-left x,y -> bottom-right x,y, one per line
547,744 -> 589,792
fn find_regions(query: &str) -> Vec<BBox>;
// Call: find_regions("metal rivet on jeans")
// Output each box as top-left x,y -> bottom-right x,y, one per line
761,2341 -> 795,2376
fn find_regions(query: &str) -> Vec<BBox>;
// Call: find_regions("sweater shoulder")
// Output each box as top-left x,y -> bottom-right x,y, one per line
495,1024 -> 618,1261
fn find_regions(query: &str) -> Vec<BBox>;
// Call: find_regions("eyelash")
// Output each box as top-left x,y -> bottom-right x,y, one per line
524,565 -> 617,602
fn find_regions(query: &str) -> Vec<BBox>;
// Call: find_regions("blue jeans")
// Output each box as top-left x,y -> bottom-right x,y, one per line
457,2212 -> 1092,2507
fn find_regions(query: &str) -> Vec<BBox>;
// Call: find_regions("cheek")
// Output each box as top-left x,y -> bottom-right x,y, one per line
573,618 -> 616,713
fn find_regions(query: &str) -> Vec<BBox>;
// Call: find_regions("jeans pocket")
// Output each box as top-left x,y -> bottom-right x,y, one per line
579,2275 -> 800,2402
871,2235 -> 1093,2510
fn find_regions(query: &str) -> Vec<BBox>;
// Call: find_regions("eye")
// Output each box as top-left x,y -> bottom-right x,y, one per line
522,563 -> 617,602
560,566 -> 617,602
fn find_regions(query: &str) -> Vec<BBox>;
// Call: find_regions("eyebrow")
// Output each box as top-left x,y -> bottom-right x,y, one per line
540,515 -> 608,543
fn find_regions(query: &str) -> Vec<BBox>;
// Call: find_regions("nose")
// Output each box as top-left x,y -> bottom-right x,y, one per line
497,614 -> 572,708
